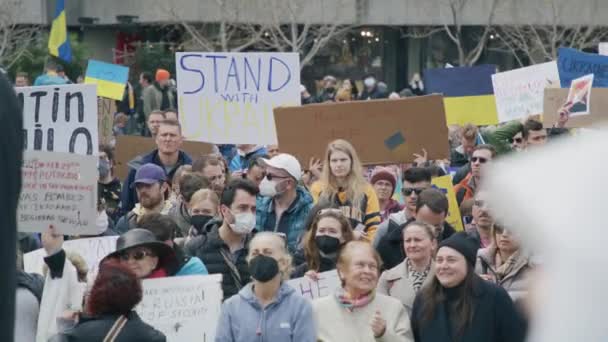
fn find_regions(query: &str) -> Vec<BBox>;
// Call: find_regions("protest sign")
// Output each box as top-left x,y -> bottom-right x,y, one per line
137,274 -> 223,342
492,61 -> 560,122
23,236 -> 118,283
424,64 -> 498,125
600,43 -> 608,56
18,150 -> 98,234
17,84 -> 98,155
274,95 -> 449,166
175,52 -> 300,145
114,135 -> 214,180
98,98 -> 116,145
543,88 -> 608,128
558,47 -> 608,88
85,59 -> 130,101
287,270 -> 340,301
431,175 -> 464,232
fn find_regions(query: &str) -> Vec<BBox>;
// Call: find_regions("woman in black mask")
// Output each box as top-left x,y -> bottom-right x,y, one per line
186,188 -> 220,240
292,209 -> 354,279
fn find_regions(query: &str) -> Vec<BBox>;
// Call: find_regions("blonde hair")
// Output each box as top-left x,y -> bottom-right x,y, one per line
336,241 -> 382,286
335,88 -> 352,102
319,139 -> 367,208
189,188 -> 220,211
247,232 -> 293,281
462,124 -> 478,141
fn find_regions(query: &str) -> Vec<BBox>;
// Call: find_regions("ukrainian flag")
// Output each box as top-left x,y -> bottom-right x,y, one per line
424,65 -> 498,126
48,0 -> 72,63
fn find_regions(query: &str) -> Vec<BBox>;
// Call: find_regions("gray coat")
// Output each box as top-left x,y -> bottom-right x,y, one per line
377,259 -> 434,315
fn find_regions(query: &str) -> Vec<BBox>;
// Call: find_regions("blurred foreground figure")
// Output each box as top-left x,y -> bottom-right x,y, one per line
485,128 -> 608,341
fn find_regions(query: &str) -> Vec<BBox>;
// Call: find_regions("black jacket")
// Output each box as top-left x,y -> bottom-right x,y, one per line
50,311 -> 165,342
291,255 -> 336,279
184,221 -> 250,300
16,271 -> 44,303
377,218 -> 456,270
411,275 -> 526,342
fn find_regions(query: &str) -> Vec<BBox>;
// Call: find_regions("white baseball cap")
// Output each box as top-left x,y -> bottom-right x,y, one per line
261,153 -> 301,181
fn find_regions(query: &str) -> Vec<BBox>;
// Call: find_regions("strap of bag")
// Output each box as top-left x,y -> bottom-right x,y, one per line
102,315 -> 128,342
220,248 -> 244,290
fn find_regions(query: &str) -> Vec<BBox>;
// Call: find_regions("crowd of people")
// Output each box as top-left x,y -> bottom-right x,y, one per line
8,59 -> 577,342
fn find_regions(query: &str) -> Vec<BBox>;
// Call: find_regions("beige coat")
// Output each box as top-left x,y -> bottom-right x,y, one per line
313,293 -> 413,342
377,259 -> 434,315
475,247 -> 533,303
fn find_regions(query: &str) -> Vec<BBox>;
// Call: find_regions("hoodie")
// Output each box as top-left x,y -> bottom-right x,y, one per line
214,282 -> 316,342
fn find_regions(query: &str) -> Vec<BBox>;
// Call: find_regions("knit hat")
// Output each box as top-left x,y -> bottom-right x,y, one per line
370,167 -> 397,194
438,232 -> 479,266
155,69 -> 170,82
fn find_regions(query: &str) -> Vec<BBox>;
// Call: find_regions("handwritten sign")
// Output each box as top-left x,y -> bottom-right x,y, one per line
176,52 -> 300,144
23,236 -> 118,283
287,270 -> 340,301
431,175 -> 464,232
558,47 -> 608,88
18,150 -> 98,234
492,61 -> 560,122
137,274 -> 223,342
599,43 -> 608,56
543,87 -> 608,128
85,60 -> 130,101
98,98 -> 115,145
17,84 -> 98,155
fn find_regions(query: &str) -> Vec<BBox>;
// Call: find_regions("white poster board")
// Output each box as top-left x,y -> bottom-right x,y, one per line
492,61 -> 560,122
137,274 -> 223,342
599,42 -> 608,56
23,236 -> 118,283
287,270 -> 340,301
176,52 -> 301,144
16,84 -> 98,155
18,150 -> 98,234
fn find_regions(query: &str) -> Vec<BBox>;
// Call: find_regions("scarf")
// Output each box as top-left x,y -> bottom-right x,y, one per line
146,267 -> 168,279
494,249 -> 522,282
334,287 -> 375,312
131,200 -> 173,218
406,258 -> 431,292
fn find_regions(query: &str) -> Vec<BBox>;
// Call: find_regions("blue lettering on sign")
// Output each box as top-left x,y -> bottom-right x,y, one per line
180,54 -> 205,94
206,55 -> 228,93
225,57 -> 241,92
268,57 -> 291,92
431,184 -> 448,195
244,57 -> 261,91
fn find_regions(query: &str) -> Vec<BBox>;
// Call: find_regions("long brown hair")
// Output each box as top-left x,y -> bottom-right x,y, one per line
418,263 -> 476,338
303,211 -> 354,271
318,139 -> 367,208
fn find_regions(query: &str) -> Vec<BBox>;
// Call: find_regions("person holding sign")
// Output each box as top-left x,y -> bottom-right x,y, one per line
215,232 -> 316,342
313,241 -> 413,341
310,139 -> 381,242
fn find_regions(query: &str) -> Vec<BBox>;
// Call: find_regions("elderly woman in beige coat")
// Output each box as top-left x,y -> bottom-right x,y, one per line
377,221 -> 436,314
475,224 -> 534,304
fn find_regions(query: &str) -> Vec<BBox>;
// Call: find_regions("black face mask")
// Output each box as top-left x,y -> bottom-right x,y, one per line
315,236 -> 341,254
249,255 -> 279,282
190,215 -> 213,232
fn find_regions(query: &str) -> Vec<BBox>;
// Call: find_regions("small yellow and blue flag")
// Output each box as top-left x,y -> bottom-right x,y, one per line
84,60 -> 130,100
48,0 -> 72,63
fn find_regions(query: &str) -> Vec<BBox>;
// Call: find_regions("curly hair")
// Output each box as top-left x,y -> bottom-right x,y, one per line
86,260 -> 142,316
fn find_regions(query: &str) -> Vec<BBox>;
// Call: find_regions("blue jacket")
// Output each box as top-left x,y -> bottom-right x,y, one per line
33,73 -> 68,86
120,149 -> 192,213
215,282 -> 315,342
229,146 -> 267,172
175,256 -> 208,276
256,186 -> 313,253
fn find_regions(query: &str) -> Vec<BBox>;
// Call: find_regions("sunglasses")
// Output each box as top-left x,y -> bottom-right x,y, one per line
471,157 -> 488,164
509,137 -> 523,144
402,188 -> 425,196
265,174 -> 290,181
119,249 -> 154,261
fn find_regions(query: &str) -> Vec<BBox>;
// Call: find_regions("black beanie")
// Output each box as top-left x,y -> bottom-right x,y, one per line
438,232 -> 479,266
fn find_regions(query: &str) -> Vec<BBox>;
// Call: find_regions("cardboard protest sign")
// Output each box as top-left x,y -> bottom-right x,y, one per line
424,64 -> 498,125
17,84 -> 98,155
97,98 -> 115,145
274,95 -> 449,166
287,270 -> 340,301
85,60 -> 130,101
492,61 -> 560,122
18,151 -> 98,234
137,274 -> 223,342
431,175 -> 464,232
24,236 -> 118,283
176,52 -> 301,145
565,74 -> 593,116
543,88 -> 608,128
558,47 -> 608,88
113,135 -> 214,180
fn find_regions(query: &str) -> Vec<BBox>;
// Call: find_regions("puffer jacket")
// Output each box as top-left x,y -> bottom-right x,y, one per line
475,247 -> 534,303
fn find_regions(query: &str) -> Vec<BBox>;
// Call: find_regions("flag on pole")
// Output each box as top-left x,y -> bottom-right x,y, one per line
48,0 -> 72,63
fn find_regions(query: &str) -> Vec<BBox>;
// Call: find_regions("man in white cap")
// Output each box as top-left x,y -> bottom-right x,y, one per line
256,154 -> 313,253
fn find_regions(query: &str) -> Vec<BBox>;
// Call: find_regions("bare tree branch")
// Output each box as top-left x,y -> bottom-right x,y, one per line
0,1 -> 42,68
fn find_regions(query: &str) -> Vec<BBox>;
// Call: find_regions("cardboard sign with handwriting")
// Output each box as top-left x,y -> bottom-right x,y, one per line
543,88 -> 608,128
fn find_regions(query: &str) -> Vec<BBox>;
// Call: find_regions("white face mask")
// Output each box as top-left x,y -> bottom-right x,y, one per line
229,211 -> 256,234
259,178 -> 278,197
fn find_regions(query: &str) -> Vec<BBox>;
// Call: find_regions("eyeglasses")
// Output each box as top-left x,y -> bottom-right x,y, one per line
402,188 -> 425,196
471,157 -> 488,164
119,249 -> 154,261
265,174 -> 290,181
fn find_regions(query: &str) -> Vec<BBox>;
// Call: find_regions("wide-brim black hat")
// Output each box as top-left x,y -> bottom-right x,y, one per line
103,228 -> 178,273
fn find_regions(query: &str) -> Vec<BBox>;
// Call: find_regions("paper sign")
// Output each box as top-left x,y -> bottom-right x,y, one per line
176,52 -> 301,144
558,47 -> 608,88
565,74 -> 593,116
599,43 -> 608,56
98,98 -> 116,145
16,84 -> 99,155
23,236 -> 118,283
287,270 -> 340,300
18,151 -> 98,234
137,274 -> 223,342
543,88 -> 608,128
431,175 -> 464,232
85,60 -> 130,101
492,61 -> 560,122
274,96 -> 449,166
